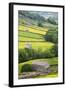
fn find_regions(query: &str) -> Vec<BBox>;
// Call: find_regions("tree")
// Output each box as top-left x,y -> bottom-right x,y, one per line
44,28 -> 58,57
37,22 -> 43,27
21,64 -> 33,72
50,44 -> 58,57
45,28 -> 58,43
47,17 -> 57,25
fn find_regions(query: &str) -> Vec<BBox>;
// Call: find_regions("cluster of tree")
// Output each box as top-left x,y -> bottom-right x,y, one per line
45,28 -> 58,43
21,64 -> 34,72
45,28 -> 58,57
18,47 -> 57,63
37,22 -> 43,27
47,17 -> 57,25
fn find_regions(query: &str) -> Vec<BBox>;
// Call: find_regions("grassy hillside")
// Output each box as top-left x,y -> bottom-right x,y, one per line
18,11 -> 58,79
18,31 -> 43,39
19,25 -> 48,35
18,41 -> 54,50
18,57 -> 58,78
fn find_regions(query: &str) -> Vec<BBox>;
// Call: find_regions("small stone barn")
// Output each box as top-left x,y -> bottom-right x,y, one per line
25,42 -> 32,49
32,61 -> 50,72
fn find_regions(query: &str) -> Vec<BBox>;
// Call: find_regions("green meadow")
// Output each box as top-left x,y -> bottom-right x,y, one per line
18,57 -> 58,74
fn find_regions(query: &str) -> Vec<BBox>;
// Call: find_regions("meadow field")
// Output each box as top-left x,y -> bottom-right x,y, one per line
18,57 -> 58,78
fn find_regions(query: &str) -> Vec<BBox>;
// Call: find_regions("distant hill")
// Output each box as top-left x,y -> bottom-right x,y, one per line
18,10 -> 58,27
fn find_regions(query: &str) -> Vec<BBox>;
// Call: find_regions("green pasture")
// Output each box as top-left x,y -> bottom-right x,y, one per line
18,25 -> 48,35
18,41 -> 54,50
35,72 -> 58,78
18,36 -> 44,41
18,57 -> 58,78
18,31 -> 43,39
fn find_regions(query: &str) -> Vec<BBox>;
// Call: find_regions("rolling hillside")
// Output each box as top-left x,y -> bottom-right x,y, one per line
18,10 -> 58,43
18,10 -> 58,79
